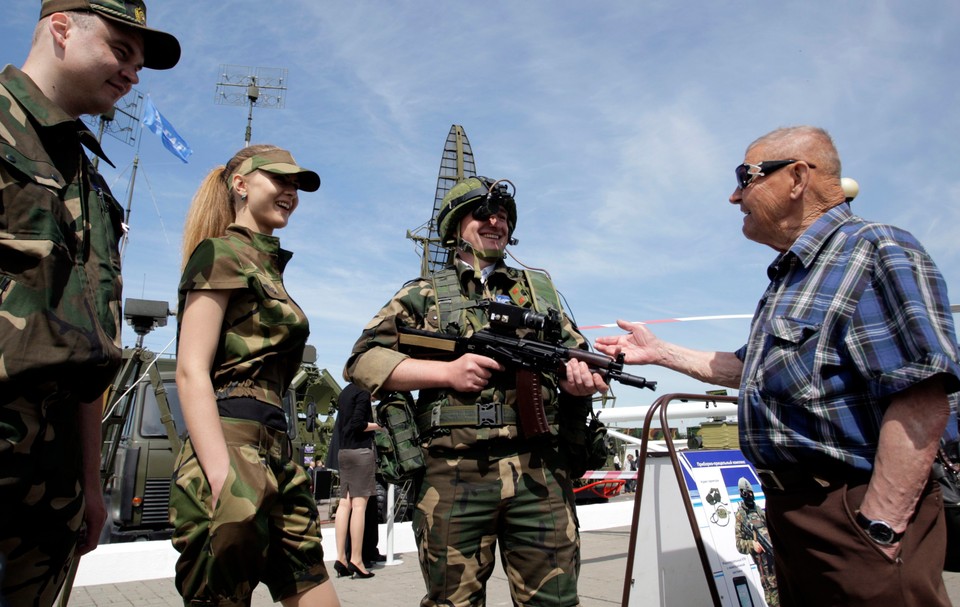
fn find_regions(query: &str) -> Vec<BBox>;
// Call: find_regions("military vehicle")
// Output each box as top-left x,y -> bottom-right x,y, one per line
288,363 -> 341,468
98,297 -> 340,544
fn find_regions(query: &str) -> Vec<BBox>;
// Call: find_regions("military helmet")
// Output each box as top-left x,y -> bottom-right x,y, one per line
436,176 -> 517,248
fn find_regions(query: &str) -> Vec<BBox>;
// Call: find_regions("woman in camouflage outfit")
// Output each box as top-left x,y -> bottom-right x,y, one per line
169,145 -> 340,606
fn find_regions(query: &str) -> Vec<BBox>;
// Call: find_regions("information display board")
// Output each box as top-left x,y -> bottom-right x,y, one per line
676,450 -> 771,607
625,449 -> 775,607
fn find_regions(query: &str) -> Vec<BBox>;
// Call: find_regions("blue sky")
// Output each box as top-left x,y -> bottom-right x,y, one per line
3,2 -> 959,405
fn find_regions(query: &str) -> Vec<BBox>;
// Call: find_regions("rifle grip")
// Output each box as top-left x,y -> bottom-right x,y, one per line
517,369 -> 550,438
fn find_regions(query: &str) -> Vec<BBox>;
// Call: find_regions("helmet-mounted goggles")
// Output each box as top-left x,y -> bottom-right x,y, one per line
468,179 -> 515,222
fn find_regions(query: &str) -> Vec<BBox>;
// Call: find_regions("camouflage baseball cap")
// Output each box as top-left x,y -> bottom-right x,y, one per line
40,0 -> 181,70
234,149 -> 321,193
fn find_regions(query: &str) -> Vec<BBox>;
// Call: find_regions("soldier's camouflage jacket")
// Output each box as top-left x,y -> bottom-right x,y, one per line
0,65 -> 123,400
178,224 -> 308,408
735,504 -> 771,557
344,260 -> 589,450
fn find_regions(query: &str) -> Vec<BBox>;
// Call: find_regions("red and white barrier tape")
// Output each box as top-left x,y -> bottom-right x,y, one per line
580,470 -> 637,480
579,314 -> 752,331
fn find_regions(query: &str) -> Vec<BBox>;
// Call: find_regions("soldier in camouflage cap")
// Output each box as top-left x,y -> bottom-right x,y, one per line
169,145 -> 340,606
39,0 -> 180,70
0,2 -> 178,605
344,175 -> 607,606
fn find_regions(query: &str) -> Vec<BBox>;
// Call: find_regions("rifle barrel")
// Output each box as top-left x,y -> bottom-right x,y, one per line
568,349 -> 657,390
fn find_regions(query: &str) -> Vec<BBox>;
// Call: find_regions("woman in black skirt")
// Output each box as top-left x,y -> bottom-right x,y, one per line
333,383 -> 381,579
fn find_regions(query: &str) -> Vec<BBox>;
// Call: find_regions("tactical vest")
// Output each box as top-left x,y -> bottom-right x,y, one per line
431,266 -> 562,334
417,266 -> 564,433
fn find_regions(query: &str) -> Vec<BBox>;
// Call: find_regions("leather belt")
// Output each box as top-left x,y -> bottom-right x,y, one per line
755,467 -> 870,493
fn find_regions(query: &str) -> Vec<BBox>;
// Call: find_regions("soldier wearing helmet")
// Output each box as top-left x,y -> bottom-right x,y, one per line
436,176 -> 518,261
734,478 -> 779,606
345,174 -> 607,606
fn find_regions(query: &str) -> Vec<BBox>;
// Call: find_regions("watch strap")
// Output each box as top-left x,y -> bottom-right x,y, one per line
855,510 -> 904,544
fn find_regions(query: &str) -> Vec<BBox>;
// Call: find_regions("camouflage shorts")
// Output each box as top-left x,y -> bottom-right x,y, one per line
414,443 -> 581,607
169,417 -> 329,605
0,386 -> 84,607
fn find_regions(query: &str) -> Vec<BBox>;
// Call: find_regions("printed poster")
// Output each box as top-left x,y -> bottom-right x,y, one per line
677,450 -> 774,607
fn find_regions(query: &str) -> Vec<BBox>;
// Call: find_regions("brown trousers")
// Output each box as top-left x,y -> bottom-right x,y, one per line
764,479 -> 950,607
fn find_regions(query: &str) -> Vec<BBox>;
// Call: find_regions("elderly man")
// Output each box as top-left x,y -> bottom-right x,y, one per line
596,126 -> 959,606
0,2 -> 179,605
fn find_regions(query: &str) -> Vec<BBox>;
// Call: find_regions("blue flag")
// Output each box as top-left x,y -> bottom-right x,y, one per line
142,95 -> 192,163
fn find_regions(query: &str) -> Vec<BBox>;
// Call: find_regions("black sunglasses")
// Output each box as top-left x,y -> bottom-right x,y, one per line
735,159 -> 815,190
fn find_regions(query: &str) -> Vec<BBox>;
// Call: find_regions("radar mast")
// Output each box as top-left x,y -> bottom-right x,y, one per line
406,125 -> 477,276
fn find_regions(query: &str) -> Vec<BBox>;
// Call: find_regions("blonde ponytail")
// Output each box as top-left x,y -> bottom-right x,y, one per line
180,144 -> 280,268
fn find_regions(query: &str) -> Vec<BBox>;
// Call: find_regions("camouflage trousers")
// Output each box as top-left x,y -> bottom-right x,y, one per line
760,574 -> 779,607
169,417 -> 330,606
414,442 -> 581,607
752,556 -> 779,607
0,386 -> 84,607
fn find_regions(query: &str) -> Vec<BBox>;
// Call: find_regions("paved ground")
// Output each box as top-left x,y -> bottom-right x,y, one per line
66,525 -> 629,606
62,491 -> 960,606
63,525 -> 960,606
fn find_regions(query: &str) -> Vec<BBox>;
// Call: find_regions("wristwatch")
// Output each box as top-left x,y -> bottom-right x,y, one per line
855,511 -> 904,545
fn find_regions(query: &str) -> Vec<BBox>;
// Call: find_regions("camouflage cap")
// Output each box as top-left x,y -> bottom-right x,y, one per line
234,149 -> 321,193
40,0 -> 181,70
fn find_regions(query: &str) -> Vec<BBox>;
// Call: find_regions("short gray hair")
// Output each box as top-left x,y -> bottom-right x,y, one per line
747,126 -> 841,179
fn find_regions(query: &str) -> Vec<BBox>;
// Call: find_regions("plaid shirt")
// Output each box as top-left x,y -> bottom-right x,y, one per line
736,203 -> 960,473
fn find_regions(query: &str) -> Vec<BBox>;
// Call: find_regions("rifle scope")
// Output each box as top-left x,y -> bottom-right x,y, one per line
484,301 -> 562,342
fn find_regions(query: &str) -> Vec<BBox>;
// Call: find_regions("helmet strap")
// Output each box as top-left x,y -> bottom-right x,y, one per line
457,238 -> 506,263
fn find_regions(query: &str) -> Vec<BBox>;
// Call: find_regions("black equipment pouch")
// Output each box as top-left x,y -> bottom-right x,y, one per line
374,391 -> 426,484
556,392 -> 608,479
934,440 -> 960,572
585,409 -> 609,472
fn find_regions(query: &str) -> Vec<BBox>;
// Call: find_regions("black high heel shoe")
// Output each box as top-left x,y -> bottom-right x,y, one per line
333,560 -> 350,578
348,561 -> 375,579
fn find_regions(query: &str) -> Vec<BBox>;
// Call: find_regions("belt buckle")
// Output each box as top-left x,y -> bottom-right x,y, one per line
477,403 -> 500,426
756,468 -> 785,491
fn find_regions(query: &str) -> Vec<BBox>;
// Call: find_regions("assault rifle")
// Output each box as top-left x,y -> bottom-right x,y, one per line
741,519 -> 775,575
397,301 -> 656,438
746,521 -> 774,556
